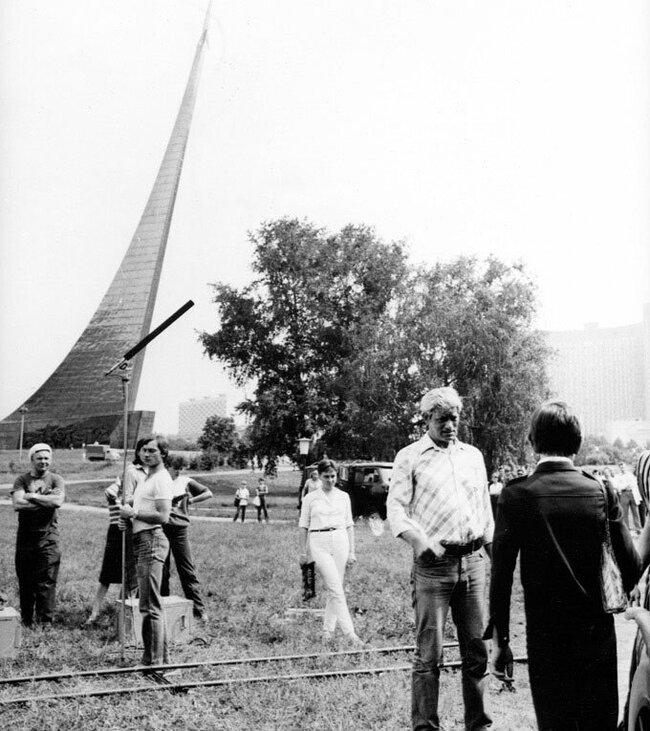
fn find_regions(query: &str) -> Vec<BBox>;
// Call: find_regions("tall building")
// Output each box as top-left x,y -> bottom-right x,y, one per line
178,395 -> 227,440
545,304 -> 650,438
0,8 -> 210,449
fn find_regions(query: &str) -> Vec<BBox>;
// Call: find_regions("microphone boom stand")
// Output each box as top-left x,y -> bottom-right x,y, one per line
104,299 -> 194,661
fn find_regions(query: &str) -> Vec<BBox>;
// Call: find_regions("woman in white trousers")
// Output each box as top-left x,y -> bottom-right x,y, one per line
298,459 -> 363,647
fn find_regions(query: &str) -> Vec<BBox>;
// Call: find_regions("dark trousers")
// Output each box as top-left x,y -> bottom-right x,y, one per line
620,490 -> 642,531
233,505 -> 246,522
15,535 -> 60,626
161,523 -> 205,616
527,614 -> 617,730
256,495 -> 269,522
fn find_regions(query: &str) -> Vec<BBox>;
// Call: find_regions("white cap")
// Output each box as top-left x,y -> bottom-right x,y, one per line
28,443 -> 52,460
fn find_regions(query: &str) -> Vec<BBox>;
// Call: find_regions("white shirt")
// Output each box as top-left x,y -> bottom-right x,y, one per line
132,469 -> 173,534
299,487 -> 354,531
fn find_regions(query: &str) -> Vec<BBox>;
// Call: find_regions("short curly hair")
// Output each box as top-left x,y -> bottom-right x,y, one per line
419,386 -> 462,416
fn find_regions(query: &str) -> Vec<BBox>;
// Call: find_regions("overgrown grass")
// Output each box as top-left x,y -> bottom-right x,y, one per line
0,504 -> 535,730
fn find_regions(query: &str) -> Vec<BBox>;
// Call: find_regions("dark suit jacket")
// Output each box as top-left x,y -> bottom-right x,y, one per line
489,460 -> 640,644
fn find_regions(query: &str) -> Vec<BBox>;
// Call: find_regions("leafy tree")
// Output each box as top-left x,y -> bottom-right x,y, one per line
390,256 -> 551,472
576,434 -> 643,467
201,220 -> 550,474
197,415 -> 238,459
200,218 -> 407,470
166,436 -> 199,451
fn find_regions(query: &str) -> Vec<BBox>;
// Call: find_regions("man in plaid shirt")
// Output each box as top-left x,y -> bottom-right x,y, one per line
387,386 -> 494,731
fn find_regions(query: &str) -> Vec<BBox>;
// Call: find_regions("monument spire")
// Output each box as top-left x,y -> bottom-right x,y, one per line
0,6 -> 210,448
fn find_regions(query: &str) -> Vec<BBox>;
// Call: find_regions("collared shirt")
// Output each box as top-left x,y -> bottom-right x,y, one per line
299,487 -> 354,531
537,456 -> 573,465
387,433 -> 493,545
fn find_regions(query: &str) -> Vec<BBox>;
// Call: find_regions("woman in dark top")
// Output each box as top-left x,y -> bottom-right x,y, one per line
161,455 -> 212,622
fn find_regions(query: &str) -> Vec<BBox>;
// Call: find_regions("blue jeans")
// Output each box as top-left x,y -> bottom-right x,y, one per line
411,551 -> 491,731
133,529 -> 169,665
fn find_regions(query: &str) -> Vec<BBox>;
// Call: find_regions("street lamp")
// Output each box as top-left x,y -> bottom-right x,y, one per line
18,405 -> 28,463
298,436 -> 311,470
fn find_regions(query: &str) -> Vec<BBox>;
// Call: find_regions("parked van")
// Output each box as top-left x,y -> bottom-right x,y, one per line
85,443 -> 121,462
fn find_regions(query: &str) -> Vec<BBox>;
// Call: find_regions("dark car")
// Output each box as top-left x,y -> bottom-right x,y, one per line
338,461 -> 393,519
298,461 -> 393,519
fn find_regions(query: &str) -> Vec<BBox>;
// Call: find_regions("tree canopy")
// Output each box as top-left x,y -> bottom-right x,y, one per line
200,218 -> 551,473
197,415 -> 238,455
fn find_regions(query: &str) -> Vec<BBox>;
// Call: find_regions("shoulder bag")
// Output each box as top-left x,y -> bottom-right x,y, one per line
599,482 -> 627,613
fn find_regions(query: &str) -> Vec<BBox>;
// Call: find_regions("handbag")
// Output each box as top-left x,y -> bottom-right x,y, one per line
234,496 -> 240,507
253,496 -> 261,507
301,561 -> 316,601
599,482 -> 627,613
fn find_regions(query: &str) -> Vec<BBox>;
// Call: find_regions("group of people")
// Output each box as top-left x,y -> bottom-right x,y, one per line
10,436 -> 212,668
233,477 -> 269,523
385,386 -> 649,731
11,388 -> 650,729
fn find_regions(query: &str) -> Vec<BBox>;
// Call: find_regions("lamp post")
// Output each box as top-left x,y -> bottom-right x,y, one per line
18,406 -> 28,463
298,436 -> 311,469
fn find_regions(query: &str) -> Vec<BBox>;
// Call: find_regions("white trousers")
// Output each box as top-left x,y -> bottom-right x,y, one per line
309,529 -> 355,635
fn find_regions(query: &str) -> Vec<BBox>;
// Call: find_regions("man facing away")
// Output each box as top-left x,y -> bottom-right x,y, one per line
11,443 -> 65,627
119,436 -> 173,666
387,386 -> 494,731
488,401 -> 640,730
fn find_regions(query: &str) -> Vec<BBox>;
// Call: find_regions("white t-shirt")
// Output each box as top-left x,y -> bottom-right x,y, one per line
235,486 -> 249,506
133,468 -> 173,534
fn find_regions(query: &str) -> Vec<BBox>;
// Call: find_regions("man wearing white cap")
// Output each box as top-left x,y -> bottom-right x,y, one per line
387,387 -> 494,731
11,443 -> 65,627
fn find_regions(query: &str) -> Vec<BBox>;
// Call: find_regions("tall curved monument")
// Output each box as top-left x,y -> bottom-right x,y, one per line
0,8 -> 210,449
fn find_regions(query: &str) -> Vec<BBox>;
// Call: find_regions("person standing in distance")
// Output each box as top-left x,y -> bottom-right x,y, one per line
488,401 -> 640,730
119,436 -> 173,666
255,477 -> 269,523
387,387 -> 494,731
11,443 -> 65,627
233,481 -> 249,523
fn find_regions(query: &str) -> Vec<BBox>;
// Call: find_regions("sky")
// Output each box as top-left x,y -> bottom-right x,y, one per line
1,0 -> 649,434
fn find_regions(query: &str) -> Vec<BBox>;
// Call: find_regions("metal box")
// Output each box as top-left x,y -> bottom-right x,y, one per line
116,595 -> 193,647
0,607 -> 22,659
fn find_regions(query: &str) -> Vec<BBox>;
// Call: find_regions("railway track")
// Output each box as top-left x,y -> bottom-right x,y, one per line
0,643 -> 527,706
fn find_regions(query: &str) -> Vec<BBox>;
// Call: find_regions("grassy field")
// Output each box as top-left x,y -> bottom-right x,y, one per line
0,450 -> 303,520
0,490 -> 535,730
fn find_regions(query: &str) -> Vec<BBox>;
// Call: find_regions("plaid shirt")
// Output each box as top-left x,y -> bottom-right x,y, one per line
387,433 -> 494,546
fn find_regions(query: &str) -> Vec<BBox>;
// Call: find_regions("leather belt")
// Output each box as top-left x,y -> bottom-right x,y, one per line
441,538 -> 484,557
309,527 -> 339,532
